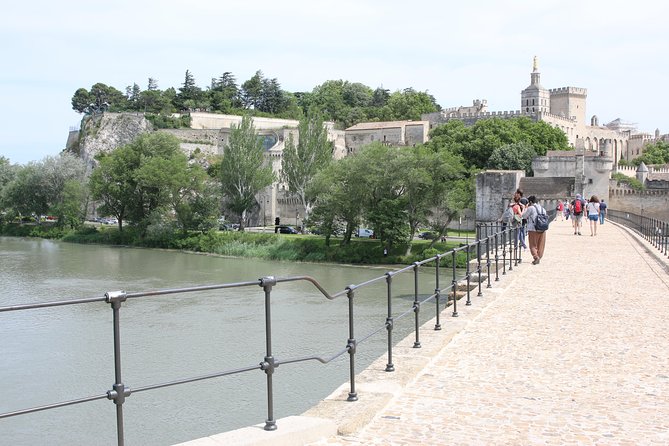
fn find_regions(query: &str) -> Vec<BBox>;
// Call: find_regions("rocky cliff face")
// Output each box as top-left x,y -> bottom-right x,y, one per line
78,112 -> 153,167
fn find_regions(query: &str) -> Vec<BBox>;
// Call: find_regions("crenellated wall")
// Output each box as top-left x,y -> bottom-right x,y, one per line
608,183 -> 669,220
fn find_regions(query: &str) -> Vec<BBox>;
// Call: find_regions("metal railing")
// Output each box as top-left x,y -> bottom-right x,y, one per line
1,224 -> 526,446
608,209 -> 669,257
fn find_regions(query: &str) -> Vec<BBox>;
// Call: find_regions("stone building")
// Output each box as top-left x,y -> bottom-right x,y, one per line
424,57 -> 666,166
72,111 -> 347,227
344,120 -> 430,154
167,112 -> 347,227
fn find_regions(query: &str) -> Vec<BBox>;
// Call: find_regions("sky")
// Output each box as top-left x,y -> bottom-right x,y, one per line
1,0 -> 668,164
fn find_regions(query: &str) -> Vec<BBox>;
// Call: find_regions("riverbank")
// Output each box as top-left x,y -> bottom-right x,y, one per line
0,223 -> 473,267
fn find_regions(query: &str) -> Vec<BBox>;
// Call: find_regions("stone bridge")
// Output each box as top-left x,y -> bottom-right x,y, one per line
180,218 -> 669,445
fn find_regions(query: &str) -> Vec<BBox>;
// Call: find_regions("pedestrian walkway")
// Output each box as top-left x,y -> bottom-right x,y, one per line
306,219 -> 669,445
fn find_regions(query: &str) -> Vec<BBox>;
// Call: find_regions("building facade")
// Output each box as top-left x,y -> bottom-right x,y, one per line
423,58 -> 665,166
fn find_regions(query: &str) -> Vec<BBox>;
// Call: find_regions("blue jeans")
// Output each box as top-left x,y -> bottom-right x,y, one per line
599,213 -> 605,224
517,225 -> 526,248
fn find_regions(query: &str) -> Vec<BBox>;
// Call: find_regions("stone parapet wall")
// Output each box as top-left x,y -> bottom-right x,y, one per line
608,183 -> 669,220
475,170 -> 524,222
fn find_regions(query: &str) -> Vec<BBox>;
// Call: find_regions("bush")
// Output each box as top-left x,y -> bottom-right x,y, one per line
611,172 -> 644,190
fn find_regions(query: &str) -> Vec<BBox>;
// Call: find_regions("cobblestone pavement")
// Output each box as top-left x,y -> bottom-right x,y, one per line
309,219 -> 669,445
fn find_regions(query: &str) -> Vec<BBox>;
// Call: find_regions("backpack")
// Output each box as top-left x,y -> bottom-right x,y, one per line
534,205 -> 549,232
573,199 -> 582,215
502,205 -> 514,224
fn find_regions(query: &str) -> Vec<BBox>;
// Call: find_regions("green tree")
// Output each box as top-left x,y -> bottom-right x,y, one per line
487,142 -> 538,175
240,70 -> 265,110
219,115 -> 275,229
386,88 -> 439,121
1,154 -> 87,225
429,117 -> 568,170
176,70 -> 205,110
89,133 -> 185,232
632,141 -> 669,166
309,155 -> 367,245
1,163 -> 46,221
281,109 -> 333,222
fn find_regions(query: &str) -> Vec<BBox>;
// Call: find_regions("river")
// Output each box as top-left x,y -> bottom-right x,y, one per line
0,236 -> 465,445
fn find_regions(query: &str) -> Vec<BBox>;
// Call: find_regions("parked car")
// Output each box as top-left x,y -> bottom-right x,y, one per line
356,228 -> 374,238
278,225 -> 299,234
418,231 -> 436,240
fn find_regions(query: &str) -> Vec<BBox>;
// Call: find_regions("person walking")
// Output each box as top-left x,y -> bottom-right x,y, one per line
571,194 -> 586,235
599,199 -> 608,224
556,200 -> 564,221
587,195 -> 600,236
522,195 -> 547,265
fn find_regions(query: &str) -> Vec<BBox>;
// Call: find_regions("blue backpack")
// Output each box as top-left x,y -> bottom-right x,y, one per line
534,205 -> 549,232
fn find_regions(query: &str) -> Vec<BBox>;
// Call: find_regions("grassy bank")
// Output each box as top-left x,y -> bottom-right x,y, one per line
0,223 -> 472,267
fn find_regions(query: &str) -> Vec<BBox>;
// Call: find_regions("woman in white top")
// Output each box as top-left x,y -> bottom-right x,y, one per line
587,195 -> 600,236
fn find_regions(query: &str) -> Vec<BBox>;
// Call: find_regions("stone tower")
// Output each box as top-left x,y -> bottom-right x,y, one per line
521,56 -> 550,115
549,87 -> 587,126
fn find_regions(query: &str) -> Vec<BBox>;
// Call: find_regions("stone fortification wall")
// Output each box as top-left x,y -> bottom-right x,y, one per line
532,154 -> 611,201
189,112 -> 299,130
158,128 -> 220,157
65,129 -> 80,153
422,110 -> 525,128
475,170 -> 524,222
345,127 -> 402,152
405,124 -> 428,145
608,183 -> 669,220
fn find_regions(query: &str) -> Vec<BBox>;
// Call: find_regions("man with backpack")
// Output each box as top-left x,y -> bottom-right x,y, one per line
521,195 -> 548,265
571,193 -> 586,236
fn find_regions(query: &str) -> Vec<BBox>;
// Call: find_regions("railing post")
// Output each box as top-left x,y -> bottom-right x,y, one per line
476,240 -> 483,297
508,227 -> 514,271
465,244 -> 472,306
486,236 -> 492,289
501,228 -> 507,276
494,231 -> 500,282
412,263 -> 421,348
515,226 -> 522,265
105,291 -> 130,446
384,273 -> 394,372
434,254 -> 442,330
345,285 -> 358,401
451,251 -> 459,317
259,276 -> 278,431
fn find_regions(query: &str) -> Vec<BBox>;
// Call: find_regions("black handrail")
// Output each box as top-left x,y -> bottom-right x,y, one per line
608,209 -> 669,257
0,223 -> 525,445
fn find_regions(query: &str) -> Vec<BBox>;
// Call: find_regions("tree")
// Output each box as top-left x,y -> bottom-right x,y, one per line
1,154 -> 87,225
487,142 -> 538,175
89,133 -> 185,232
176,70 -> 205,110
632,141 -> 669,166
71,83 -> 126,114
386,88 -> 439,121
428,117 -> 568,170
309,155 -> 367,246
240,70 -> 264,110
209,72 -> 240,112
219,115 -> 275,229
147,78 -> 159,91
281,109 -> 333,222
